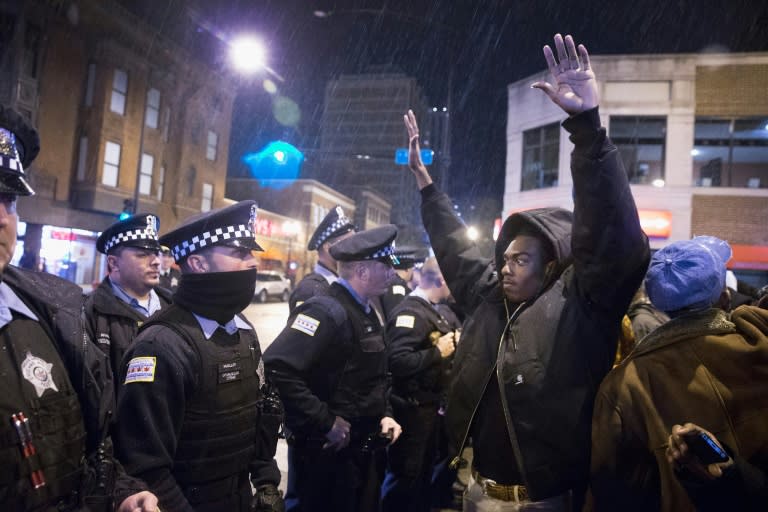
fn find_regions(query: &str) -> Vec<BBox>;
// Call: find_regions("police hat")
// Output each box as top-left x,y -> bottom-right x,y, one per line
307,205 -> 355,251
329,224 -> 399,266
96,213 -> 161,254
392,247 -> 418,270
160,200 -> 264,263
0,105 -> 39,196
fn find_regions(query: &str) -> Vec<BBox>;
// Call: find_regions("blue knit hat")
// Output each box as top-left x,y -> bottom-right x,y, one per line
646,236 -> 732,313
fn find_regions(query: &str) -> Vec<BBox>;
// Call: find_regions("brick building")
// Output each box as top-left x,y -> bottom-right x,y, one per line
1,0 -> 236,286
504,51 -> 768,286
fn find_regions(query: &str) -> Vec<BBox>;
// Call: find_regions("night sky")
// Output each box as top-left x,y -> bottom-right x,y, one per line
129,0 -> 768,218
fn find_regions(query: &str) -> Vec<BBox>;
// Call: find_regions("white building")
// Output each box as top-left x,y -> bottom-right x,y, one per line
505,51 -> 768,285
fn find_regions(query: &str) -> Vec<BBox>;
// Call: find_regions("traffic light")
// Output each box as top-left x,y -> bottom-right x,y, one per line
119,199 -> 135,220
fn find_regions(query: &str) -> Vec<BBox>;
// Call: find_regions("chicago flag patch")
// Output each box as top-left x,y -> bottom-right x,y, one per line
291,314 -> 320,336
124,357 -> 157,384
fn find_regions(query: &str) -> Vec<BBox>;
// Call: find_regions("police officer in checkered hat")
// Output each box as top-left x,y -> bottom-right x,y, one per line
114,200 -> 284,511
288,205 -> 355,313
380,246 -> 419,320
264,225 -> 403,512
0,104 -> 159,510
85,213 -> 172,384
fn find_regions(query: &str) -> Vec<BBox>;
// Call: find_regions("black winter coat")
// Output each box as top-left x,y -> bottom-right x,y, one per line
421,108 -> 650,501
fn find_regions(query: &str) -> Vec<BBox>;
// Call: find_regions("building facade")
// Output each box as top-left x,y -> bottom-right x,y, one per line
505,51 -> 768,286
1,0 -> 236,286
226,178 -> 391,280
303,71 -> 438,245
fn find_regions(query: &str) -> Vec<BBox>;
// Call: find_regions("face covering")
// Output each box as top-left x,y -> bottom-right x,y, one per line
173,268 -> 257,324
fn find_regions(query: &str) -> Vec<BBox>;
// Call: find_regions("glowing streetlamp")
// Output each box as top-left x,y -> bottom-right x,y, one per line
466,226 -> 479,241
229,36 -> 267,74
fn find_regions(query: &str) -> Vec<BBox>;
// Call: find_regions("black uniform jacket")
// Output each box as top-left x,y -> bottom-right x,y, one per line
3,266 -> 147,505
387,294 -> 460,405
288,270 -> 331,313
265,283 -> 393,439
422,108 -> 650,500
84,277 -> 171,386
113,308 -> 280,511
380,274 -> 411,322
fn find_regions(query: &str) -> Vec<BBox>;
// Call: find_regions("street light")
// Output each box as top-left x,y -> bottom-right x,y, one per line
466,226 -> 479,241
229,35 -> 285,82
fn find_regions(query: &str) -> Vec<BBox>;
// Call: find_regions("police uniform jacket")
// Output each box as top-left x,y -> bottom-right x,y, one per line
265,282 -> 393,440
84,277 -> 172,386
288,270 -> 331,313
1,266 -> 147,509
113,303 -> 279,512
423,108 -> 650,500
387,293 -> 461,406
380,274 -> 411,322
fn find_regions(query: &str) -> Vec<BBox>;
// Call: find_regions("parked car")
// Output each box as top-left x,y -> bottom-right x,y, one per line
254,271 -> 292,303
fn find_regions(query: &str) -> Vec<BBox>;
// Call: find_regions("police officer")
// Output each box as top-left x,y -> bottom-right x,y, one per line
158,245 -> 181,292
85,214 -> 172,387
380,248 -> 418,320
288,205 -> 355,313
113,201 -> 283,512
0,106 -> 158,510
264,225 -> 404,512
382,257 -> 461,511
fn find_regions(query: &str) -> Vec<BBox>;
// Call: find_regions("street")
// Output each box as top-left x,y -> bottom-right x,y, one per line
242,300 -> 291,492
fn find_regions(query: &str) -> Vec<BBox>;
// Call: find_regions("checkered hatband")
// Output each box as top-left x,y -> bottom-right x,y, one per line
370,242 -> 400,265
170,223 -> 253,260
103,215 -> 159,253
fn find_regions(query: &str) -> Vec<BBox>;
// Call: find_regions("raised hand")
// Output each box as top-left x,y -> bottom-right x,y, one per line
531,34 -> 598,115
403,110 -> 433,190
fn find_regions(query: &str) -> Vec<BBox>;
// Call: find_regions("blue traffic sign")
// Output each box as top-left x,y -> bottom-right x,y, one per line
395,148 -> 434,165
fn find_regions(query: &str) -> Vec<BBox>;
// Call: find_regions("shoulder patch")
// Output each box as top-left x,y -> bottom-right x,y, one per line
124,356 -> 157,384
392,285 -> 406,296
395,315 -> 415,329
291,313 -> 320,336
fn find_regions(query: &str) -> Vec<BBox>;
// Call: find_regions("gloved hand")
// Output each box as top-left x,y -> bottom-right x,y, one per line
252,484 -> 285,512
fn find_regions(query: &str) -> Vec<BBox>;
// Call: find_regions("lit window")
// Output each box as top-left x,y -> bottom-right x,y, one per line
206,130 -> 218,161
139,153 -> 153,196
201,182 -> 213,212
102,141 -> 121,187
110,69 -> 128,115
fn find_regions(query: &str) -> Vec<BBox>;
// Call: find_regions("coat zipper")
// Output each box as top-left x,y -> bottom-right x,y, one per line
449,300 -> 527,470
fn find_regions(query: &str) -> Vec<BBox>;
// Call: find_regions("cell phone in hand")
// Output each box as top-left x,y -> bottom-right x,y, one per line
682,431 -> 730,465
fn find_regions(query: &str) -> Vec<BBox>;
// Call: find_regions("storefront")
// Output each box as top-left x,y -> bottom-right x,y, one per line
13,222 -> 101,289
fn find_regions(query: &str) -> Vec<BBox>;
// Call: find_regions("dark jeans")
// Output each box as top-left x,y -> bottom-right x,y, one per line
286,436 -> 385,512
382,402 -> 451,512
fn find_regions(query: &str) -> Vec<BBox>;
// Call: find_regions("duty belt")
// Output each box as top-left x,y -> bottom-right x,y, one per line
471,467 -> 529,502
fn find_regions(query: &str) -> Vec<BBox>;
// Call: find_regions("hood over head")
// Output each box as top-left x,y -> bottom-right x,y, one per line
494,207 -> 573,285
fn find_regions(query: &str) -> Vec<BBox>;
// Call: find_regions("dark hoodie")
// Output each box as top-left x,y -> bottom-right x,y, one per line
419,107 -> 650,502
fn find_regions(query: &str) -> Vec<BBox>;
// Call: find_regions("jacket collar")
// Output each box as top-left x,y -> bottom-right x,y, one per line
629,308 -> 736,359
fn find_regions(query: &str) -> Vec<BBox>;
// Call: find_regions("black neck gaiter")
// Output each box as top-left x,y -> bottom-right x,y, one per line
173,269 -> 257,324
